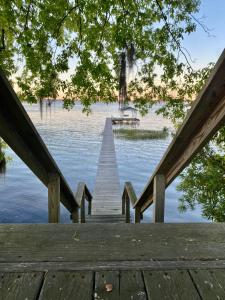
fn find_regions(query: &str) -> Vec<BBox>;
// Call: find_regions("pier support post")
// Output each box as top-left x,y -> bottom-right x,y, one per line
153,174 -> 165,223
88,200 -> 92,215
80,194 -> 85,223
122,195 -> 125,215
135,206 -> 141,223
48,173 -> 60,223
125,193 -> 130,223
71,208 -> 79,223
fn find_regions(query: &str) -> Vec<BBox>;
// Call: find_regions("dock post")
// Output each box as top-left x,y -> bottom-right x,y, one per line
80,194 -> 86,223
71,208 -> 79,223
48,173 -> 60,223
153,174 -> 165,223
125,193 -> 130,223
135,206 -> 141,223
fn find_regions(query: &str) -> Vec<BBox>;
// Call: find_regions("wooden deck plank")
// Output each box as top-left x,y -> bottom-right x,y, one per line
2,261 -> 225,272
0,272 -> 44,300
143,270 -> 201,300
86,215 -> 126,223
94,271 -> 120,300
189,269 -> 225,300
1,224 -> 225,265
92,118 -> 121,215
39,271 -> 93,300
120,271 -> 147,300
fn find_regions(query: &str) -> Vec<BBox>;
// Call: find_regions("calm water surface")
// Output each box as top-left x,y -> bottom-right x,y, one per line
0,101 -> 206,223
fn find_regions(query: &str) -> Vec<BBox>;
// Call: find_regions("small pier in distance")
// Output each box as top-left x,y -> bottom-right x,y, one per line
0,51 -> 225,299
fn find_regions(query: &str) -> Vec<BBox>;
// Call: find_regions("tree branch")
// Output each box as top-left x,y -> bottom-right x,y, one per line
155,0 -> 194,71
190,14 -> 215,37
24,0 -> 33,31
54,4 -> 79,39
97,11 -> 110,54
0,29 -> 5,51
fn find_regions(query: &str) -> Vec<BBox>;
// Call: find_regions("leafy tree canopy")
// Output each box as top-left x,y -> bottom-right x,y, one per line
0,0 -> 201,109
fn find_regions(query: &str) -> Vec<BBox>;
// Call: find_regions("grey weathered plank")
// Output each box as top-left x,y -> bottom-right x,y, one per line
94,271 -> 120,300
39,271 -> 93,300
92,118 -> 121,215
2,261 -> 225,272
120,271 -> 147,300
0,272 -> 44,300
1,224 -> 225,263
143,270 -> 201,300
153,174 -> 165,223
86,215 -> 126,223
48,173 -> 60,223
190,269 -> 225,300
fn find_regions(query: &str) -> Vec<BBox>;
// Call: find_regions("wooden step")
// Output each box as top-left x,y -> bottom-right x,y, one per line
85,214 -> 126,223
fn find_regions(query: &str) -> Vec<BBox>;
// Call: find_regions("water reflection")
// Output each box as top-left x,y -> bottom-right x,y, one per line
0,101 -> 207,223
0,159 -> 6,175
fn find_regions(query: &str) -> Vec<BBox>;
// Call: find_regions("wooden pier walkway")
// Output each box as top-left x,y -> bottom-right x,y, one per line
91,118 -> 121,217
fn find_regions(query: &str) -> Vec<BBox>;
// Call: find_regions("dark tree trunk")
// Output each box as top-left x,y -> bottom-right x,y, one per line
0,140 -> 6,174
118,52 -> 127,108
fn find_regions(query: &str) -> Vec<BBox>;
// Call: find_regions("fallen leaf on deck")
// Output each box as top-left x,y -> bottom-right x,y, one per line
105,283 -> 113,292
73,231 -> 80,241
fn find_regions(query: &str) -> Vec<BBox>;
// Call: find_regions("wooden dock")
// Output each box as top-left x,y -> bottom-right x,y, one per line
91,118 -> 121,216
1,223 -> 225,299
1,50 -> 225,299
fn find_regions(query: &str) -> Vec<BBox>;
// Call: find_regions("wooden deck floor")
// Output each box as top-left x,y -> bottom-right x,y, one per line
1,223 -> 225,299
92,118 -> 121,215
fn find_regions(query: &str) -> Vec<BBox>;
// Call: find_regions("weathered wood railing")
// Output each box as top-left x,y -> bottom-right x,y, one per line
122,182 -> 143,223
74,182 -> 92,223
0,70 -> 91,223
132,49 -> 225,223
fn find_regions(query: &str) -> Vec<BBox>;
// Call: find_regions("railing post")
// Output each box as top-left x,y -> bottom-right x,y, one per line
71,208 -> 79,223
48,173 -> 60,223
122,193 -> 125,215
135,206 -> 141,223
153,174 -> 166,223
80,194 -> 85,223
88,200 -> 92,215
125,192 -> 130,223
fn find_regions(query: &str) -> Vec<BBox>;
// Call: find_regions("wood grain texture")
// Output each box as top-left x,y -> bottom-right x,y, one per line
153,174 -> 165,223
189,269 -> 225,300
39,271 -> 93,300
0,272 -> 44,300
92,118 -> 121,215
2,269 -> 224,299
136,49 -> 225,213
120,271 -> 147,300
2,260 -> 225,272
143,270 -> 201,300
1,224 -> 225,263
86,215 -> 126,223
48,173 -> 60,223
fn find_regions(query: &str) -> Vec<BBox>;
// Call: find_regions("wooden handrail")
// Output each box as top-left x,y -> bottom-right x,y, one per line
74,182 -> 92,223
0,70 -> 80,221
134,49 -> 225,216
122,182 -> 141,223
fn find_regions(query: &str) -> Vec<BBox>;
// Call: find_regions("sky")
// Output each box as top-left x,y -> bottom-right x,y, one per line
182,0 -> 225,68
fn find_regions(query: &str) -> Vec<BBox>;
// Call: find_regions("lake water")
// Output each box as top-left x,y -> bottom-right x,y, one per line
0,101 -> 206,223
